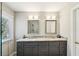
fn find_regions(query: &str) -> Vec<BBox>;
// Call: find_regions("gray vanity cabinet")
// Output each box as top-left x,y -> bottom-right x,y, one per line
17,41 -> 67,56
39,41 -> 48,56
49,41 -> 60,56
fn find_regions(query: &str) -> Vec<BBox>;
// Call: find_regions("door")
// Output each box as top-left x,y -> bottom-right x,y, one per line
74,8 -> 79,56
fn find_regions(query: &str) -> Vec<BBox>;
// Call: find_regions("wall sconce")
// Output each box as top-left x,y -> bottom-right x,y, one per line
46,16 -> 51,20
46,15 -> 56,20
51,16 -> 56,20
34,15 -> 38,20
28,15 -> 33,20
28,15 -> 38,20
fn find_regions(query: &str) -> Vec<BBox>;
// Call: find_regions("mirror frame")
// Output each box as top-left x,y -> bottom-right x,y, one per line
28,20 -> 39,34
45,20 -> 57,34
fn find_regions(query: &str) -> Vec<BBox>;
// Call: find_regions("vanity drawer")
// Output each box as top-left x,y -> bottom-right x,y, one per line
38,41 -> 48,46
23,41 -> 38,46
17,42 -> 23,46
17,42 -> 21,46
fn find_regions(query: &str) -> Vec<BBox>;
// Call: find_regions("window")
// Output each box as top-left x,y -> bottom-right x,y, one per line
2,17 -> 9,39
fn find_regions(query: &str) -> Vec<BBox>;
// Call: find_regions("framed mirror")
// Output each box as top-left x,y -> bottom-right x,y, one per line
28,20 -> 39,34
45,20 -> 57,34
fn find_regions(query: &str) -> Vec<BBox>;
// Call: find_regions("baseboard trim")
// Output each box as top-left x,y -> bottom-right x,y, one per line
9,51 -> 16,56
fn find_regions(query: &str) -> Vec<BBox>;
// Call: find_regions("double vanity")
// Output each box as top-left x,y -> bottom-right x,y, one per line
16,11 -> 63,56
17,38 -> 67,56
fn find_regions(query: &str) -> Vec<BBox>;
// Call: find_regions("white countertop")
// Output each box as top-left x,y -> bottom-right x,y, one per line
17,38 -> 67,42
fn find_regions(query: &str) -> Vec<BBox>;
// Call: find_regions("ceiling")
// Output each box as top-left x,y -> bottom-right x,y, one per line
4,2 -> 76,12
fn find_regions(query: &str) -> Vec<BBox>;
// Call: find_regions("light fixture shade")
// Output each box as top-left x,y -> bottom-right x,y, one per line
28,15 -> 38,20
51,16 -> 56,20
46,15 -> 56,20
46,16 -> 51,20
28,15 -> 33,20
34,15 -> 38,20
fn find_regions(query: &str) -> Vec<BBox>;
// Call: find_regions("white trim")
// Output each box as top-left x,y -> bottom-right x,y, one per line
70,4 -> 79,56
9,51 -> 16,56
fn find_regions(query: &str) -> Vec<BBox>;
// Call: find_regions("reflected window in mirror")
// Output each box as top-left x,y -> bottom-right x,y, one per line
28,20 -> 39,34
45,20 -> 57,34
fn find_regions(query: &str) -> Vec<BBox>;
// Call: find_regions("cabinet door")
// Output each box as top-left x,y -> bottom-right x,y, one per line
39,41 -> 48,56
23,42 -> 33,56
17,42 -> 23,56
49,41 -> 60,56
23,46 -> 33,56
59,41 -> 67,56
32,42 -> 38,56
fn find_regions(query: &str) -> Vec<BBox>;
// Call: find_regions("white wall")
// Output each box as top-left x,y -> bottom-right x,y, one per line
2,3 -> 15,56
59,3 -> 79,56
15,12 -> 59,39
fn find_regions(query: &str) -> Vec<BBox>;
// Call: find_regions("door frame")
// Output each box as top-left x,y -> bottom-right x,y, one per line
71,5 -> 79,56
